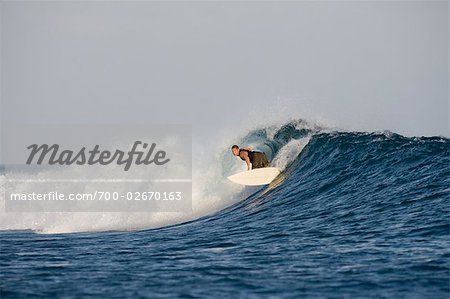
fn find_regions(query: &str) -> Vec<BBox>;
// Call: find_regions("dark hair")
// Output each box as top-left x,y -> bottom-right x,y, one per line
231,145 -> 239,150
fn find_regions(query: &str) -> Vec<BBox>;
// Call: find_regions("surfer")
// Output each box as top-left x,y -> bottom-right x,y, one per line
231,145 -> 269,170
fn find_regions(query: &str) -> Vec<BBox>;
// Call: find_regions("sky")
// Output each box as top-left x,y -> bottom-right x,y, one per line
1,0 -> 448,141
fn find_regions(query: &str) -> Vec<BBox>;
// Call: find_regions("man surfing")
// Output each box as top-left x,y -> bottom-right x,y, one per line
231,145 -> 269,170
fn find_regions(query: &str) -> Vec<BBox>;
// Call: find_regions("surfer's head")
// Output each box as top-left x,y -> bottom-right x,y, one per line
231,145 -> 239,156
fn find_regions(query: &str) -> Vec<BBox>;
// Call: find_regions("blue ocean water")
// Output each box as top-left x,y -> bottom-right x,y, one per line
1,124 -> 449,298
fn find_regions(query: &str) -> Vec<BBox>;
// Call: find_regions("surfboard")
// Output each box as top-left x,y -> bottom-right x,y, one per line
227,167 -> 281,186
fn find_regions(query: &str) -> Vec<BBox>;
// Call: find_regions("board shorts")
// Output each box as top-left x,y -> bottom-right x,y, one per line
252,152 -> 269,169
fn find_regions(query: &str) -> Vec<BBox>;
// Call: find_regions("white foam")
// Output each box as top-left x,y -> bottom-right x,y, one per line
271,137 -> 311,171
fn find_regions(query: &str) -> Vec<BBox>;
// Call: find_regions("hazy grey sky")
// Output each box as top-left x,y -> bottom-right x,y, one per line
1,1 -> 448,138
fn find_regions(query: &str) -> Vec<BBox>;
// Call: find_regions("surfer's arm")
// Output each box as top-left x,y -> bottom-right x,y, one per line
240,152 -> 252,170
244,156 -> 251,170
243,147 -> 251,150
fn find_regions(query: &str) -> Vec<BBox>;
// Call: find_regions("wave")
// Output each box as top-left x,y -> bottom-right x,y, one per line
0,119 -> 448,234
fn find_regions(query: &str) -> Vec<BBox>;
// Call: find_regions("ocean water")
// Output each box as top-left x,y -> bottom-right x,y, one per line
0,121 -> 449,298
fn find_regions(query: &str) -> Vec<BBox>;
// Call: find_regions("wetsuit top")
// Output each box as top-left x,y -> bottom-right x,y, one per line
239,149 -> 254,163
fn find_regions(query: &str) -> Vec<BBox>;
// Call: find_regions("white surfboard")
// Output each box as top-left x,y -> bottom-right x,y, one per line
227,167 -> 281,186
